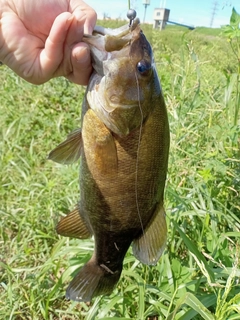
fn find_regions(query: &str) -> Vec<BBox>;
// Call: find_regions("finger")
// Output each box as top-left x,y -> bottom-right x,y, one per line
40,12 -> 73,81
75,7 -> 97,34
66,42 -> 92,85
83,9 -> 97,34
70,0 -> 97,34
64,11 -> 86,49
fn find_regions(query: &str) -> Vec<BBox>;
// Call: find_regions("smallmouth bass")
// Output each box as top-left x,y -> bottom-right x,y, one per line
49,18 -> 170,302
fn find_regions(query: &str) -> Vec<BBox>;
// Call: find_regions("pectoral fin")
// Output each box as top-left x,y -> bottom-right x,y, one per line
94,133 -> 118,174
132,206 -> 167,265
56,207 -> 92,239
48,129 -> 82,164
84,109 -> 118,174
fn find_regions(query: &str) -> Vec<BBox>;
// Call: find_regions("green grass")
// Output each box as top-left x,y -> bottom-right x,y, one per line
1,21 -> 240,319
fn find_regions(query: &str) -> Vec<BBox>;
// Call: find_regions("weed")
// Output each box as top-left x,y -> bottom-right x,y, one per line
0,14 -> 239,320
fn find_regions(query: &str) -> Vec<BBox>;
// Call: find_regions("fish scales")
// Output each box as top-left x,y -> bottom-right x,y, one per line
82,110 -> 162,229
48,17 -> 170,302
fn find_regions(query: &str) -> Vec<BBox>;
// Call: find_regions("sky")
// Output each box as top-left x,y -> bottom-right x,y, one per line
86,0 -> 240,28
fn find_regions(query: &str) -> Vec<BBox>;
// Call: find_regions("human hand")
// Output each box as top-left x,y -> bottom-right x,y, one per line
0,0 -> 97,85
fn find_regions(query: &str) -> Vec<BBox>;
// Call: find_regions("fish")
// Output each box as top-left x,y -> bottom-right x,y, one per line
48,17 -> 170,302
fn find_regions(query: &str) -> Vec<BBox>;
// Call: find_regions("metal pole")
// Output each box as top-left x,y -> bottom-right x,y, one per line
143,4 -> 147,23
160,0 -> 166,8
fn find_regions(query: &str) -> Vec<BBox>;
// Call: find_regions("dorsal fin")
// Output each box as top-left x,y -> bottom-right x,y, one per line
48,129 -> 82,164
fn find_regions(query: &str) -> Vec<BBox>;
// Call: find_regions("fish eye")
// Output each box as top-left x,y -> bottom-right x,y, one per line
137,60 -> 152,76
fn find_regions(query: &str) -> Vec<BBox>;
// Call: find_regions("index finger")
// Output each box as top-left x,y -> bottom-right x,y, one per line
70,0 -> 97,34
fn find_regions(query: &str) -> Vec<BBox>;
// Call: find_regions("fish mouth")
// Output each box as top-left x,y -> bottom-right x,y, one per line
91,18 -> 140,37
83,18 -> 140,51
82,19 -> 141,76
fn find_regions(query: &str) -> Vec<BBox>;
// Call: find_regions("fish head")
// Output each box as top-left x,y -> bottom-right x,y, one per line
83,19 -> 161,136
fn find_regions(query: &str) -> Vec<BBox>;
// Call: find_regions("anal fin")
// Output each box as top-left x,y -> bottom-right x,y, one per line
132,206 -> 167,265
56,207 -> 92,239
48,128 -> 82,164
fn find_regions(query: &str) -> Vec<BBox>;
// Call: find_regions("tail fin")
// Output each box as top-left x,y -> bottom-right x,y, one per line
66,259 -> 122,302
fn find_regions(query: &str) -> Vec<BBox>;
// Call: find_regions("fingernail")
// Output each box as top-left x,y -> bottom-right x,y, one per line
84,23 -> 93,35
67,14 -> 74,22
66,14 -> 74,30
74,46 -> 90,63
75,11 -> 87,23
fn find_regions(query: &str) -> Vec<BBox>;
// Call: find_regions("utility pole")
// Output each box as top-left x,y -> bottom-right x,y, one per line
210,1 -> 219,27
142,0 -> 150,23
160,0 -> 166,8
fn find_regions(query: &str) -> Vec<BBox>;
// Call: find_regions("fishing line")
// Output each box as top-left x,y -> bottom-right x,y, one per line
133,69 -> 145,236
128,25 -> 148,253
